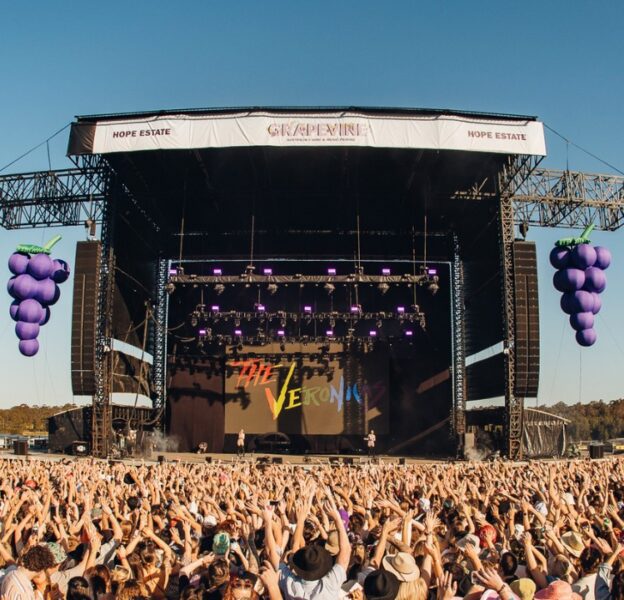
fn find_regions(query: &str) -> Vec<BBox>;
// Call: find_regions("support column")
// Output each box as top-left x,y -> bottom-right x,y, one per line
450,232 -> 466,452
151,257 -> 169,431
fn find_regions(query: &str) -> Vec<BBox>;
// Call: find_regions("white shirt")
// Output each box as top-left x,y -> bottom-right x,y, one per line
279,563 -> 346,600
0,566 -> 36,600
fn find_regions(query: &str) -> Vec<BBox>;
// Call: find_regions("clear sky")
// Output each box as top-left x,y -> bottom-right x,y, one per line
1,1 -> 623,409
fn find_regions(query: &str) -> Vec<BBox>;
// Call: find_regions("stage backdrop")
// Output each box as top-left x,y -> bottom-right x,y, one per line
224,344 -> 389,436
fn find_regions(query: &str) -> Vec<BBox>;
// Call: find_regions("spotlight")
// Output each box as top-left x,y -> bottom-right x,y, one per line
199,328 -> 207,336
397,306 -> 405,314
327,268 -> 336,275
381,268 -> 391,275
378,283 -> 390,295
214,284 -> 225,295
256,303 -> 265,312
267,283 -> 278,295
234,329 -> 242,336
427,268 -> 438,276
277,329 -> 285,336
304,305 -> 312,313
369,330 -> 377,337
213,268 -> 222,275
324,283 -> 335,295
263,268 -> 273,275
326,329 -> 334,336
405,330 -> 413,337
211,305 -> 219,311
350,305 -> 361,314
168,267 -> 178,276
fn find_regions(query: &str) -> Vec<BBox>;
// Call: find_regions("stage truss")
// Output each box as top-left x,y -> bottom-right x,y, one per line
3,155 -> 624,459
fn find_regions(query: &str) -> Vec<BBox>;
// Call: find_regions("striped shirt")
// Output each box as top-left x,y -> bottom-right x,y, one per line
0,566 -> 36,600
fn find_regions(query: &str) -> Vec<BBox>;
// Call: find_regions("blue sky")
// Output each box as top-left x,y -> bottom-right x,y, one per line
1,1 -> 623,409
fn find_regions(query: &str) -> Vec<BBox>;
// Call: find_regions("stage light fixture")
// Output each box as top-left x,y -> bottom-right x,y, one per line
326,329 -> 334,336
213,268 -> 222,275
350,305 -> 361,313
211,305 -> 219,311
405,330 -> 413,336
327,268 -> 336,275
277,329 -> 285,336
199,328 -> 207,336
263,268 -> 273,275
234,329 -> 242,336
382,268 -> 391,275
214,284 -> 225,295
369,330 -> 377,337
267,283 -> 278,295
378,283 -> 390,295
168,267 -> 178,276
324,283 -> 335,295
427,268 -> 438,276
304,305 -> 312,313
256,303 -> 266,312
397,306 -> 405,314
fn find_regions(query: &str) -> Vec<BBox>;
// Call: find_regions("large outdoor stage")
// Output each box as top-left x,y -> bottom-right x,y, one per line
61,107 -> 548,459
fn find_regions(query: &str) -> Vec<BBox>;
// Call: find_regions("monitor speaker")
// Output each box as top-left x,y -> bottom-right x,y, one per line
13,440 -> 28,456
157,455 -> 166,463
343,457 -> 354,465
71,241 -> 101,396
399,458 -> 407,465
272,457 -> 283,464
512,241 -> 540,398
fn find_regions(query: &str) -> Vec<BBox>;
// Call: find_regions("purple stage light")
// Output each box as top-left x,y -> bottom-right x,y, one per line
211,305 -> 219,311
327,268 -> 336,275
397,306 -> 405,313
304,305 -> 312,313
257,304 -> 265,311
427,268 -> 437,275
326,330 -> 334,336
263,268 -> 273,275
277,329 -> 285,336
234,329 -> 242,336
213,268 -> 222,275
168,267 -> 178,276
382,268 -> 391,275
369,330 -> 377,336
350,305 -> 361,313
198,328 -> 207,336
405,330 -> 413,336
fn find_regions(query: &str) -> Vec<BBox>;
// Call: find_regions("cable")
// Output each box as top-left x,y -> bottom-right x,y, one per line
545,124 -> 624,176
0,123 -> 70,174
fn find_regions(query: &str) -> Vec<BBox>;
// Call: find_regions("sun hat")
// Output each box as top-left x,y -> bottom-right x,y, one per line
560,531 -> 583,558
382,552 -> 420,582
363,569 -> 400,600
511,578 -> 537,600
534,580 -> 582,600
562,493 -> 575,506
457,534 -> 481,550
290,544 -> 333,581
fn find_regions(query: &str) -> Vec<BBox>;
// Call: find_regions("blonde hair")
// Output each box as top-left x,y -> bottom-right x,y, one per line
396,578 -> 427,600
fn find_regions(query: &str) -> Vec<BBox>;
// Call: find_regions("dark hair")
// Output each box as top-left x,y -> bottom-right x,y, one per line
127,496 -> 140,511
67,576 -> 91,600
501,552 -> 518,576
612,570 -> 624,600
21,545 -> 56,571
580,546 -> 603,575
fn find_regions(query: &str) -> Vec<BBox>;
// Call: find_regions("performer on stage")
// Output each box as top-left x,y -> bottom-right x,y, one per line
366,429 -> 376,456
237,428 -> 246,457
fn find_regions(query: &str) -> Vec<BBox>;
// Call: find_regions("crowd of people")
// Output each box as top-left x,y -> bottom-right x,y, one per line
0,456 -> 623,600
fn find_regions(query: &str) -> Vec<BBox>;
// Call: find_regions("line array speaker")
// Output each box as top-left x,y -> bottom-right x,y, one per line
512,241 -> 540,398
71,241 -> 101,396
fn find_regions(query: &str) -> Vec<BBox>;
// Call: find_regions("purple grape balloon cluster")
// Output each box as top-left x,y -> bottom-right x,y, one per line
550,243 -> 611,347
7,252 -> 70,356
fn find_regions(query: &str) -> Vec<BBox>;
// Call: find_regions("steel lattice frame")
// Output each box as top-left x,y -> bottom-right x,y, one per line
450,232 -> 466,444
150,257 -> 169,431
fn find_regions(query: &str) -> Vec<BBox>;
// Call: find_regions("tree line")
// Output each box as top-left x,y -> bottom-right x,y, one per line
0,404 -> 77,435
540,399 -> 624,441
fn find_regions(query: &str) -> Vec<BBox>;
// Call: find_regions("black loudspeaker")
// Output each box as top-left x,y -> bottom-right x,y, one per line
272,457 -> 283,464
512,241 -> 540,398
589,444 -> 604,459
14,440 -> 28,456
329,457 -> 340,465
71,241 -> 101,396
256,457 -> 270,465
399,458 -> 407,465
157,455 -> 166,463
205,457 -> 213,463
343,457 -> 354,465
72,441 -> 89,456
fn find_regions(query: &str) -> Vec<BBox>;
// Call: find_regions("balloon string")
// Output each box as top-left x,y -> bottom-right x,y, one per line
578,347 -> 582,404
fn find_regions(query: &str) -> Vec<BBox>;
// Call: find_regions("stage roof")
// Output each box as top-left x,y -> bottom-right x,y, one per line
68,106 -> 545,156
